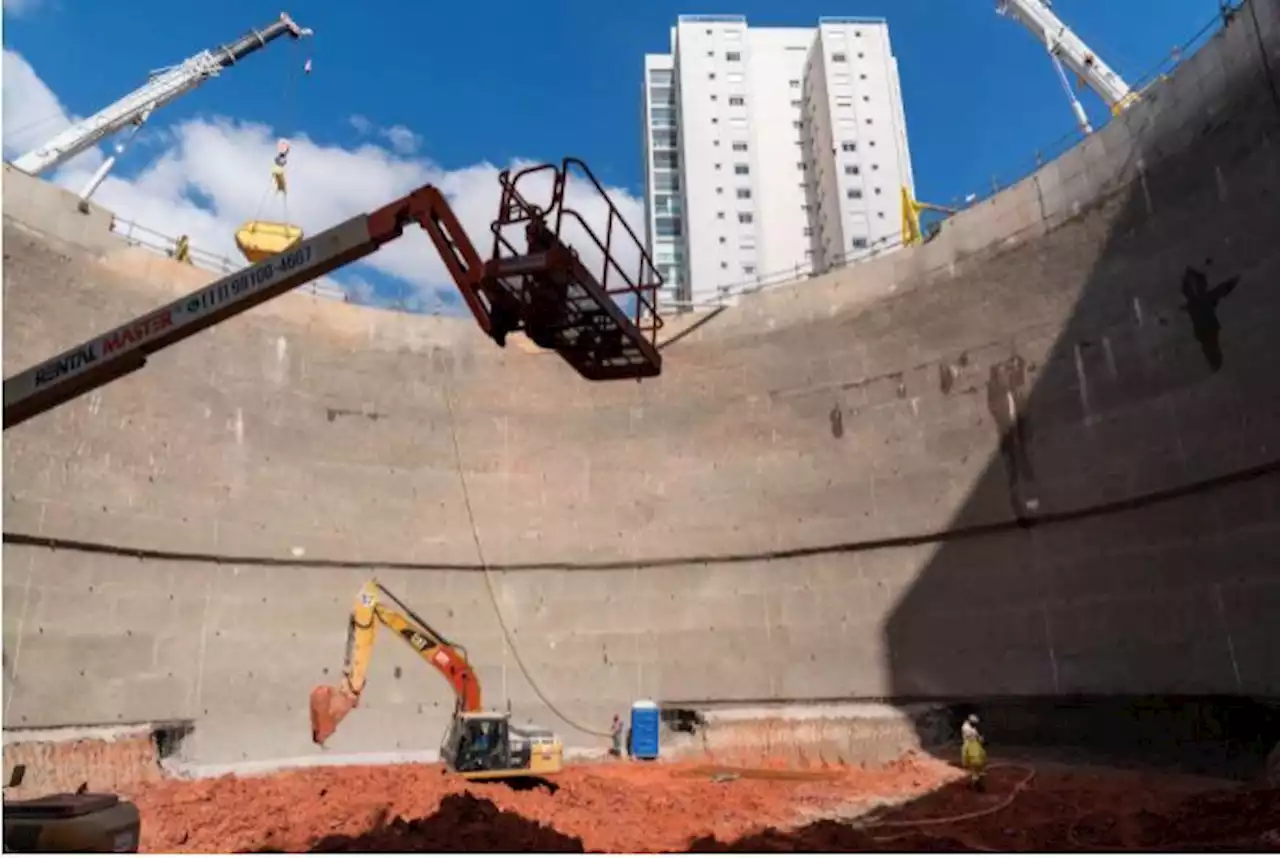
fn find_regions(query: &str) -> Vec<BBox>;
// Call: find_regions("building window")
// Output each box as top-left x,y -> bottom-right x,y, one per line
654,151 -> 679,169
710,94 -> 718,101
729,95 -> 745,106
738,212 -> 754,224
655,216 -> 682,237
803,227 -> 813,237
865,118 -> 873,125
846,165 -> 860,175
717,212 -> 725,219
874,187 -> 882,195
649,70 -> 672,86
651,129 -> 677,148
736,188 -> 752,199
726,51 -> 741,61
789,79 -> 800,88
832,52 -> 847,62
847,188 -> 862,199
743,264 -> 756,274
792,120 -> 802,129
863,95 -> 871,102
716,187 -> 724,194
858,53 -> 865,59
841,141 -> 857,152
734,163 -> 749,175
871,163 -> 879,170
732,141 -> 748,152
708,72 -> 716,80
877,211 -> 885,219
720,262 -> 728,269
719,236 -> 727,243
796,162 -> 804,170
852,237 -> 868,249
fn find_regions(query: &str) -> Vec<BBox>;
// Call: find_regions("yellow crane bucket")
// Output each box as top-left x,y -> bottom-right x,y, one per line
235,220 -> 303,263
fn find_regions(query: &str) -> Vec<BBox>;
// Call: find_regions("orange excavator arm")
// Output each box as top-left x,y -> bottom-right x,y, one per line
309,578 -> 481,746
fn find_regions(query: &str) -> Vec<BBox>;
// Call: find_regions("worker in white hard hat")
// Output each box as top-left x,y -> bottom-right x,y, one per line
961,713 -> 987,792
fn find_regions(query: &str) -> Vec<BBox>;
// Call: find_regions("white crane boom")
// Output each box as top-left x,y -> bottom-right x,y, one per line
996,0 -> 1134,132
9,12 -> 312,206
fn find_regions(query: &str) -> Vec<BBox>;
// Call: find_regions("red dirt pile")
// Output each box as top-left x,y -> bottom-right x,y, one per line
122,756 -> 1280,853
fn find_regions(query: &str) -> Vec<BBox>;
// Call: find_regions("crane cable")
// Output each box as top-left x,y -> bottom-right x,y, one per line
249,42 -> 305,231
442,383 -> 613,739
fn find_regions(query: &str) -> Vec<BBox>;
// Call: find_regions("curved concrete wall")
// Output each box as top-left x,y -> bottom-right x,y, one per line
4,1 -> 1279,765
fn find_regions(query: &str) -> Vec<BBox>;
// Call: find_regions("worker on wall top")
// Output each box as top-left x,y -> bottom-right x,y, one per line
272,139 -> 290,194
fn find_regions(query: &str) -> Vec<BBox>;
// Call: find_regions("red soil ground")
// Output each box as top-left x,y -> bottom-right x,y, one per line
123,755 -> 1279,853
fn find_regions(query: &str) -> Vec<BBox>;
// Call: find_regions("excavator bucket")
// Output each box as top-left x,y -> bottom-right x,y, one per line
309,684 -> 355,746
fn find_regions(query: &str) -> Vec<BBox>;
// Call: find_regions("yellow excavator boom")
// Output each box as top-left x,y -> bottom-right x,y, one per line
309,579 -> 481,745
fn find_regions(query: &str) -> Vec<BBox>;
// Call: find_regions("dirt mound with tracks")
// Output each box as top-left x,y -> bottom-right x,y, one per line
122,755 -> 1279,852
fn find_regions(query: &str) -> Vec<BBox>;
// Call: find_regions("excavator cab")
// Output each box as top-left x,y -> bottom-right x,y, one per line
440,711 -> 564,780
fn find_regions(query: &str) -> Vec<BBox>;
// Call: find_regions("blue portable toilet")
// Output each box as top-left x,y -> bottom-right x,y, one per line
630,699 -> 660,760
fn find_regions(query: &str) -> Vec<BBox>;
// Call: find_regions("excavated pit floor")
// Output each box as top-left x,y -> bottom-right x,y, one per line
118,755 -> 1279,852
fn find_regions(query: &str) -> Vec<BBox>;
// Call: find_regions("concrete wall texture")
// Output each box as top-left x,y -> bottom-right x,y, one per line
4,1 -> 1279,767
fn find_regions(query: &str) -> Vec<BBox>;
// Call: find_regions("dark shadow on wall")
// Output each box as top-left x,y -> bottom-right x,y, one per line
881,5 -> 1280,775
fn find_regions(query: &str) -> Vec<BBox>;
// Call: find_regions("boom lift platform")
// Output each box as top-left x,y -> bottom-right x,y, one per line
2,158 -> 664,431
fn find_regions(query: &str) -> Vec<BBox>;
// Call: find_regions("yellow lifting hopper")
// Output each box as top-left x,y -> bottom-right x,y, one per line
235,220 -> 303,263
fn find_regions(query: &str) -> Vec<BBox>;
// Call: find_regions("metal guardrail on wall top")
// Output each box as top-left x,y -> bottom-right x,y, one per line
108,216 -> 350,303
100,3 -> 1239,321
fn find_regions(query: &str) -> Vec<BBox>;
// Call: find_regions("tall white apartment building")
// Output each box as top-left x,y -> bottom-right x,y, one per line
641,15 -> 916,310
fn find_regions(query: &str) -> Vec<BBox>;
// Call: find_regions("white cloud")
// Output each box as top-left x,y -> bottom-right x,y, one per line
3,48 -> 652,317
2,0 -> 44,18
2,49 -> 101,173
381,124 -> 420,155
347,114 -> 373,136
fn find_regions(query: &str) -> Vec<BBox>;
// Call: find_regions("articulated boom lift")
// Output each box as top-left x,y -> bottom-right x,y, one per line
2,158 -> 664,430
996,0 -> 1137,135
9,13 -> 313,210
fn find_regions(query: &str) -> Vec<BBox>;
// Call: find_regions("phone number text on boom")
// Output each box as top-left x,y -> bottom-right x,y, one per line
182,244 -> 315,316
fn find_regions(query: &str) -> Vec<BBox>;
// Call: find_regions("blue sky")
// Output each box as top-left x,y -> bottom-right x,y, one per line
3,0 -> 1232,311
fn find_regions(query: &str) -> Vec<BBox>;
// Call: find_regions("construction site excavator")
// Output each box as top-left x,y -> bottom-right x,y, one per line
309,579 -> 565,780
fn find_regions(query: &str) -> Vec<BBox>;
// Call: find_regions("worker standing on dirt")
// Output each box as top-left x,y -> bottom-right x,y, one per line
610,714 -> 625,759
961,714 -> 987,792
